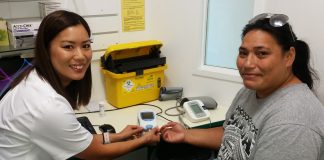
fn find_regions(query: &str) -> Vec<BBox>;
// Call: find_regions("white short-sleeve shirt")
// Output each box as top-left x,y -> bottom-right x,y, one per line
0,70 -> 93,160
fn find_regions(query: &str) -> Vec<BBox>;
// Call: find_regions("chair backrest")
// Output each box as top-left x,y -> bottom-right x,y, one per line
0,56 -> 32,100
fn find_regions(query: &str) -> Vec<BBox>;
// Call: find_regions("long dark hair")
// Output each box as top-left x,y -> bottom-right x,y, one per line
11,10 -> 92,109
242,18 -> 319,89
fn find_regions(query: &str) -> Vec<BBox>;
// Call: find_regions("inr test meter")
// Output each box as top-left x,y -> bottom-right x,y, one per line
183,100 -> 210,122
138,109 -> 157,131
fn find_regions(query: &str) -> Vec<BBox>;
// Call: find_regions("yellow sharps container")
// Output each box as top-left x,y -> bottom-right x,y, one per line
101,40 -> 167,108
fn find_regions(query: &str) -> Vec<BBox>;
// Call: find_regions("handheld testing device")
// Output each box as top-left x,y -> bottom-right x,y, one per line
138,109 -> 157,131
183,100 -> 210,122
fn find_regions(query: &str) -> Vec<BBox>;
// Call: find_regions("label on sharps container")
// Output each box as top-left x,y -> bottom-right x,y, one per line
136,83 -> 153,91
123,79 -> 134,92
122,74 -> 155,93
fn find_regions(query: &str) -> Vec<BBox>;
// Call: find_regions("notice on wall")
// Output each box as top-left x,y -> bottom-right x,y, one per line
121,0 -> 145,32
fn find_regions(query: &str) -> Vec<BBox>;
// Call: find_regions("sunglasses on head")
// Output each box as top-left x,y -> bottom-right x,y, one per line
249,13 -> 295,42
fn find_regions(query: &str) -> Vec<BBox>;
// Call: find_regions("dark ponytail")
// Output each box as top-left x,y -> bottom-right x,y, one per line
293,40 -> 319,89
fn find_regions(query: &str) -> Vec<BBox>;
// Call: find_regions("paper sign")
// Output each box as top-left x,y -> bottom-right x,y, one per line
121,0 -> 145,32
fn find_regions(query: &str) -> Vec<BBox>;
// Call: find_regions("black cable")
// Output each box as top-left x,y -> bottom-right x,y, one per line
75,110 -> 99,114
77,100 -> 214,130
208,117 -> 212,128
178,115 -> 190,129
140,103 -> 173,122
139,103 -> 163,115
157,115 -> 173,122
75,103 -> 150,115
75,102 -> 174,122
164,98 -> 185,116
164,106 -> 185,116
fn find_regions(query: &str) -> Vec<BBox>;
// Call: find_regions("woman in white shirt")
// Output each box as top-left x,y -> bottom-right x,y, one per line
0,10 -> 160,160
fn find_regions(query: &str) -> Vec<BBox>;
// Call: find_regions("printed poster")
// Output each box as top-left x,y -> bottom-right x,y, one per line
121,0 -> 145,32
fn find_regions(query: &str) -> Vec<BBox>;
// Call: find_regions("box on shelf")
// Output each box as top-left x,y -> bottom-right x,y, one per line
39,2 -> 61,18
6,18 -> 41,48
0,19 -> 9,46
101,40 -> 167,108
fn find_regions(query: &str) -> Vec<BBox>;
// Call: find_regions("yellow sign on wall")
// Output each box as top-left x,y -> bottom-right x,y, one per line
121,0 -> 145,32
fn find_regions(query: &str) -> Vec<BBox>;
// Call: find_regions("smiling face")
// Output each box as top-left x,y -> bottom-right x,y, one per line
49,24 -> 92,87
237,29 -> 297,98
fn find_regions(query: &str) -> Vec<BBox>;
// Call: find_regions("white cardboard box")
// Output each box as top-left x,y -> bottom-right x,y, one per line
39,2 -> 61,18
6,18 -> 41,48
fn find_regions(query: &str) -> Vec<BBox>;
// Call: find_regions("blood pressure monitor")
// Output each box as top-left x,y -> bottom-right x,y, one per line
183,100 -> 210,122
138,109 -> 157,131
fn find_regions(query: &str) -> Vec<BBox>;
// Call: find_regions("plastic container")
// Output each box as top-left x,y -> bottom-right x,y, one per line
101,40 -> 167,108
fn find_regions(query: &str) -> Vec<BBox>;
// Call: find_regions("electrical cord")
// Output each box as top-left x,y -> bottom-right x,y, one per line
178,115 -> 190,129
207,117 -> 212,128
76,99 -> 215,137
140,103 -> 174,122
76,100 -> 213,129
75,103 -> 147,115
164,98 -> 185,116
164,106 -> 184,116
75,102 -> 174,122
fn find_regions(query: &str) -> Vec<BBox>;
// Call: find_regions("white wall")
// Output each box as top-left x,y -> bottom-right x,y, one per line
150,0 -> 324,107
149,0 -> 243,107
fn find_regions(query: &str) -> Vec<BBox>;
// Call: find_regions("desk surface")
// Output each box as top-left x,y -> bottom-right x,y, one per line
75,100 -> 229,132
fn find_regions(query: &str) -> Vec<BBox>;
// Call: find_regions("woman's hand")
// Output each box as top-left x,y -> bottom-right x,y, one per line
160,122 -> 187,143
117,125 -> 144,140
140,127 -> 161,145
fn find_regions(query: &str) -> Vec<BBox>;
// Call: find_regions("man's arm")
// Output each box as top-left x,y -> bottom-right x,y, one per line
183,126 -> 224,150
161,122 -> 224,150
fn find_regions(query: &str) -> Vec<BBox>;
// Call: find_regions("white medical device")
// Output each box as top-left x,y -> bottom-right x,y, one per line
183,100 -> 210,122
138,109 -> 157,131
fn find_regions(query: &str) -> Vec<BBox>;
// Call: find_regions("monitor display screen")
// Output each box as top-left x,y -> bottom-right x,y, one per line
189,103 -> 204,114
141,112 -> 154,120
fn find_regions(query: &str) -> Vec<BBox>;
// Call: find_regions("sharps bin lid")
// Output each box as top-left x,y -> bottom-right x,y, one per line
101,40 -> 165,74
103,40 -> 163,61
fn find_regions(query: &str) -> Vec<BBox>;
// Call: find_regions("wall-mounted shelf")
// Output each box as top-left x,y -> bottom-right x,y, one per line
0,46 -> 34,58
0,0 -> 41,2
